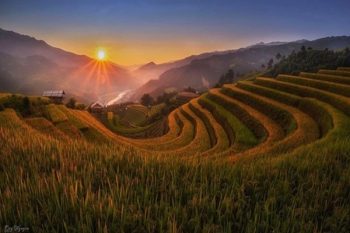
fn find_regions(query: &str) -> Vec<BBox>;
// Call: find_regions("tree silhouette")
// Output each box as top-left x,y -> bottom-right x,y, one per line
264,47 -> 350,77
275,53 -> 282,60
183,86 -> 197,93
66,98 -> 76,109
267,58 -> 274,69
141,94 -> 154,107
215,69 -> 235,87
22,97 -> 31,116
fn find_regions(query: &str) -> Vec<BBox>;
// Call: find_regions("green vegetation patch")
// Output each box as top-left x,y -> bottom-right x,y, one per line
56,105 -> 89,130
255,77 -> 350,116
300,72 -> 350,85
105,111 -> 155,138
238,81 -> 333,137
202,94 -> 258,150
122,106 -> 147,126
319,69 -> 350,77
189,101 -> 216,148
222,85 -> 296,135
277,74 -> 350,98
25,117 -> 67,140
208,90 -> 266,141
45,104 -> 68,123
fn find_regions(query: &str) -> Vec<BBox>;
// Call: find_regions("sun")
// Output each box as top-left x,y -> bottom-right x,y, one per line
97,49 -> 106,60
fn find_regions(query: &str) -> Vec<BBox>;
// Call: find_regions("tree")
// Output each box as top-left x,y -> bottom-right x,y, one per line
261,64 -> 266,69
140,94 -> 154,107
66,98 -> 76,109
215,69 -> 235,87
183,86 -> 196,93
75,103 -> 86,110
275,53 -> 282,61
156,91 -> 177,105
22,96 -> 31,116
264,47 -> 350,77
267,58 -> 274,69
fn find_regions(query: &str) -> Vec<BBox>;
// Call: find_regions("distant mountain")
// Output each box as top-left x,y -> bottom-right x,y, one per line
131,36 -> 350,101
247,41 -> 288,48
131,50 -> 233,84
0,28 -> 138,103
137,62 -> 157,71
0,29 -> 92,67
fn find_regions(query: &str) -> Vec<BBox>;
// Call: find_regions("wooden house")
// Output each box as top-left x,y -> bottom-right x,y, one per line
42,90 -> 65,103
90,102 -> 105,113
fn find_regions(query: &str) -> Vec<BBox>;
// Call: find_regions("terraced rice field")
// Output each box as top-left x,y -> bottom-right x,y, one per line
1,67 -> 350,232
3,67 -> 350,158
111,67 -> 350,159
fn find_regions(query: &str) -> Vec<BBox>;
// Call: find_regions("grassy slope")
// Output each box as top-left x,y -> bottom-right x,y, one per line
122,107 -> 147,126
0,107 -> 349,232
119,103 -> 165,127
103,103 -> 166,138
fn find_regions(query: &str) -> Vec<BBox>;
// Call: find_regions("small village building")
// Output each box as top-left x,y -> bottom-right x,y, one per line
42,90 -> 65,103
176,91 -> 199,102
90,102 -> 105,113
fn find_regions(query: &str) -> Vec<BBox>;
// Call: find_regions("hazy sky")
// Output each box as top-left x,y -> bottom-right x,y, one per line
1,0 -> 349,65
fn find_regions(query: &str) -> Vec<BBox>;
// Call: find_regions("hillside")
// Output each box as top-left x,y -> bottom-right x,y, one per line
125,66 -> 350,157
265,46 -> 350,77
131,50 -> 232,85
1,67 -> 350,231
3,66 -> 350,157
0,28 -> 138,102
132,36 -> 350,101
0,28 -> 90,67
103,103 -> 167,138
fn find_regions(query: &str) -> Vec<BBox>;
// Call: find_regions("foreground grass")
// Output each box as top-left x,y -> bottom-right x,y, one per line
0,109 -> 349,232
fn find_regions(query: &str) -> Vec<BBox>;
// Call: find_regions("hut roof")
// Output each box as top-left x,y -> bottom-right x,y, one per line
90,102 -> 105,109
43,90 -> 65,97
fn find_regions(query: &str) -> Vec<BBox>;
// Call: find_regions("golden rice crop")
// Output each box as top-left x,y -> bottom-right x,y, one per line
223,84 -> 296,135
300,72 -> 350,85
208,89 -> 266,143
45,104 -> 68,123
338,67 -> 350,71
130,110 -> 182,145
25,117 -> 68,140
319,69 -> 350,77
255,77 -> 350,116
191,98 -> 230,155
201,95 -> 258,152
277,74 -> 350,98
241,80 -> 334,136
170,103 -> 211,155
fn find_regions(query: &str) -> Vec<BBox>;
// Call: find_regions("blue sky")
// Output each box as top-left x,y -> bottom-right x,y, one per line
1,0 -> 349,65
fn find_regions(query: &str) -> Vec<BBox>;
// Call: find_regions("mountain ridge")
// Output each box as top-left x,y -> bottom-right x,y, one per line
130,35 -> 350,101
0,28 -> 138,103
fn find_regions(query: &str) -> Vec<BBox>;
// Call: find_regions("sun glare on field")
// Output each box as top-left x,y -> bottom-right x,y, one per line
97,49 -> 106,60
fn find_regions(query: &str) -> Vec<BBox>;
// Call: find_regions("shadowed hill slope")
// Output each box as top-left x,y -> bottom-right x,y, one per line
131,36 -> 350,101
0,28 -> 138,102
